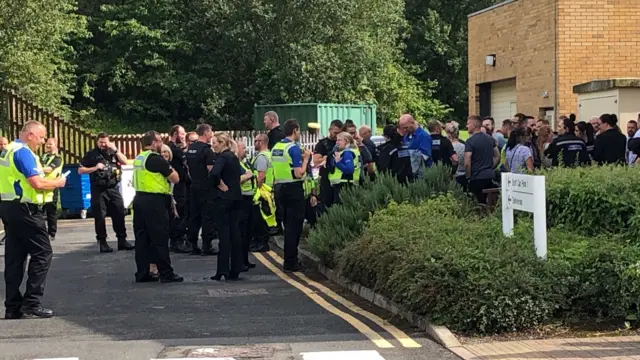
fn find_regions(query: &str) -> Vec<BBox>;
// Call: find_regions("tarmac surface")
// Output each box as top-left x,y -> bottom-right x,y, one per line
0,218 -> 459,360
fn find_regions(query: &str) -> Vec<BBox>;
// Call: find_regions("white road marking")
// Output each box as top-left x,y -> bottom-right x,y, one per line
31,358 -> 79,360
301,351 -> 386,360
152,358 -> 236,360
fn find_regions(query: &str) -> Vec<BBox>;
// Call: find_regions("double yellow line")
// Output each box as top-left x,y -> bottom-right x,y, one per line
254,251 -> 422,349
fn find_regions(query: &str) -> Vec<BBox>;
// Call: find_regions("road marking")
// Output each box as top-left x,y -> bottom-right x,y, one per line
301,350 -> 386,360
31,358 -> 79,360
267,251 -> 422,348
254,252 -> 394,349
152,358 -> 236,360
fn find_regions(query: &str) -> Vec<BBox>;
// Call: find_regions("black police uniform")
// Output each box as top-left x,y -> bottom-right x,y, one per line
80,148 -> 133,253
185,140 -> 217,255
376,140 -> 414,184
168,141 -> 191,253
41,152 -> 62,240
430,133 -> 455,167
544,133 -> 590,167
313,137 -> 337,213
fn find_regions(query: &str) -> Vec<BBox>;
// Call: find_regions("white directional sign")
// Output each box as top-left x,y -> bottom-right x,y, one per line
501,173 -> 547,259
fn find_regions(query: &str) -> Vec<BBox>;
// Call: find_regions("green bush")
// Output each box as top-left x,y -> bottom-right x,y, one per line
306,165 -> 460,268
339,193 -> 640,334
541,165 -> 640,236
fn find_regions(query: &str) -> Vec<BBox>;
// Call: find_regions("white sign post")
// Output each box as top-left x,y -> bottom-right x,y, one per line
501,172 -> 547,259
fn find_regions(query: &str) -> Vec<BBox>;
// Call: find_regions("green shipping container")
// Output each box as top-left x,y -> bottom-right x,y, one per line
253,103 -> 377,134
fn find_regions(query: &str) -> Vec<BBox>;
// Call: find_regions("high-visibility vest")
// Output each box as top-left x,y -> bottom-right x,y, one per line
251,150 -> 274,187
42,153 -> 64,203
240,160 -> 256,196
303,176 -> 317,198
132,150 -> 171,195
271,141 -> 303,183
0,141 -> 46,204
328,147 -> 361,185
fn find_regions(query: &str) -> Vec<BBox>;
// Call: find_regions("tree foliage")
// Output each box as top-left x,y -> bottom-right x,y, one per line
1,0 -> 505,131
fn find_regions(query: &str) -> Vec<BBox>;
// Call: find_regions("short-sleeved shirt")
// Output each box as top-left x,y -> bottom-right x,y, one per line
12,140 -> 41,198
464,132 -> 496,181
80,148 -> 121,190
41,153 -> 62,172
268,126 -> 286,150
430,134 -> 454,167
281,138 -> 303,168
253,154 -> 269,172
185,141 -> 216,189
168,142 -> 188,184
452,141 -> 466,177
505,144 -> 532,174
145,153 -> 172,177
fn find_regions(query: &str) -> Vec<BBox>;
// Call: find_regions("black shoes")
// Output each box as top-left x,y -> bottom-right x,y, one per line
160,274 -> 184,283
117,240 -> 135,251
250,244 -> 270,253
49,235 -> 55,242
22,307 -> 54,319
210,272 -> 241,281
136,273 -> 183,283
4,310 -> 23,320
283,261 -> 303,272
98,239 -> 135,253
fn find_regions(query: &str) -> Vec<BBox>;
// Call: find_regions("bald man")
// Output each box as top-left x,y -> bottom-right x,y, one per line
397,114 -> 432,179
249,133 -> 272,252
42,138 -> 63,241
1,121 -> 66,319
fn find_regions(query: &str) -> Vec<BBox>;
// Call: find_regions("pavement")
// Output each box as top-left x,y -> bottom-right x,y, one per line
0,218 -> 458,360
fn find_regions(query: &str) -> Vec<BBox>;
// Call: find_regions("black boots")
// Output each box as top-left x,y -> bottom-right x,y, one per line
98,238 -> 135,253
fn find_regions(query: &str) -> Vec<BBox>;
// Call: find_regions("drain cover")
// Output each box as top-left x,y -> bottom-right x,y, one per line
188,346 -> 276,358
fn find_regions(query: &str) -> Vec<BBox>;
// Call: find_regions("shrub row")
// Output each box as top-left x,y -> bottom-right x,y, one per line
307,165 -> 459,268
338,193 -> 640,334
541,164 -> 640,236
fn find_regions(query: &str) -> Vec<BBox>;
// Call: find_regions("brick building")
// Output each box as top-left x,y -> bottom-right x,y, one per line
467,0 -> 640,126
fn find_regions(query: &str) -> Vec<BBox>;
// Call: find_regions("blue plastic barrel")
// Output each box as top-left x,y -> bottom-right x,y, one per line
59,164 -> 91,219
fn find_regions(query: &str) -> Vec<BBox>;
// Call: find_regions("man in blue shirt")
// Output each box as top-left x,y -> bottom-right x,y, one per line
4,121 -> 66,320
398,114 -> 432,179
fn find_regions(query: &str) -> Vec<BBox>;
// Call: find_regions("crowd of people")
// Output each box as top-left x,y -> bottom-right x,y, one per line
3,110 -> 639,320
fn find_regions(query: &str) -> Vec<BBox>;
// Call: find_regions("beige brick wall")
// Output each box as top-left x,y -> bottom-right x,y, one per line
468,0 -> 556,118
557,0 -> 640,116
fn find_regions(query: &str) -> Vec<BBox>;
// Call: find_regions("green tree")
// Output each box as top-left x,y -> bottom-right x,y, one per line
0,0 -> 87,115
404,0 -> 501,120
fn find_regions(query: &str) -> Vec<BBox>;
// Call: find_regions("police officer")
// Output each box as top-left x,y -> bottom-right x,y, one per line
376,124 -> 414,184
132,131 -> 183,283
271,119 -> 311,271
185,124 -> 217,255
79,132 -> 134,253
1,121 -> 66,319
167,125 -> 191,253
328,132 -> 361,204
312,120 -> 343,212
249,134 -> 273,253
41,137 -> 63,242
0,135 -> 8,246
236,142 -> 257,270
544,118 -> 590,167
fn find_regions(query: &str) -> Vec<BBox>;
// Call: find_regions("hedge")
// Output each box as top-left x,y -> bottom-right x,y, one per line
338,193 -> 640,334
307,165 -> 460,268
542,164 -> 640,236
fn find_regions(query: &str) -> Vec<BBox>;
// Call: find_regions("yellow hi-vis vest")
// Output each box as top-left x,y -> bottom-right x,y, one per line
271,141 -> 303,183
253,184 -> 276,227
240,160 -> 256,196
132,150 -> 171,195
251,150 -> 274,187
42,153 -> 64,203
328,147 -> 361,185
0,142 -> 46,204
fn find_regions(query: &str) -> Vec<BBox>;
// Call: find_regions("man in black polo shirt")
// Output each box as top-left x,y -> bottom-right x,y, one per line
313,119 -> 343,212
167,125 -> 191,253
427,120 -> 456,167
185,124 -> 217,255
79,132 -> 135,253
264,111 -> 285,150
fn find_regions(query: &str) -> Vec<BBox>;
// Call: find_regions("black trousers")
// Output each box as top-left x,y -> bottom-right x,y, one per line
212,198 -> 243,274
277,182 -> 306,266
91,187 -> 128,242
3,201 -> 53,312
169,183 -> 188,241
273,183 -> 284,228
133,194 -> 174,279
250,200 -> 270,250
317,180 -> 334,215
305,197 -> 318,228
468,178 -> 494,204
332,183 -> 353,205
238,196 -> 254,265
187,187 -> 214,248
44,205 -> 57,238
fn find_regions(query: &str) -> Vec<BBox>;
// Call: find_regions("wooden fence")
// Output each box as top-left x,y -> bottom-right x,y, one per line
1,89 -> 319,162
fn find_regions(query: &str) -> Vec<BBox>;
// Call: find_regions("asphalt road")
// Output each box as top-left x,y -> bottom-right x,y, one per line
0,218 -> 459,360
